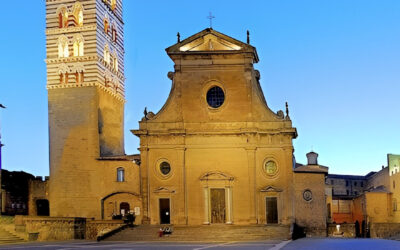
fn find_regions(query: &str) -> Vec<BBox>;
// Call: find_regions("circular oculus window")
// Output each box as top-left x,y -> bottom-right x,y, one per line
159,162 -> 171,176
206,86 -> 225,108
303,190 -> 313,202
264,161 -> 278,176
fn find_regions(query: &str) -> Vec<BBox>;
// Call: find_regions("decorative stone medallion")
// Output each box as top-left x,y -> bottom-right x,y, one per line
303,189 -> 313,202
264,160 -> 278,176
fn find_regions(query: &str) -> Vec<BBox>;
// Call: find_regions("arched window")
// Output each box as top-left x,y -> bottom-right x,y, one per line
113,51 -> 118,71
58,36 -> 69,58
104,44 -> 110,64
57,6 -> 68,28
394,198 -> 398,212
111,23 -> 117,43
73,35 -> 84,57
104,15 -> 110,34
72,2 -> 84,27
111,0 -> 117,10
72,63 -> 85,84
58,63 -> 70,84
117,167 -> 125,182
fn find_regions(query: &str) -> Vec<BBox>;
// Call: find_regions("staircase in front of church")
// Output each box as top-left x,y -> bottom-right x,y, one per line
0,227 -> 25,245
105,224 -> 290,242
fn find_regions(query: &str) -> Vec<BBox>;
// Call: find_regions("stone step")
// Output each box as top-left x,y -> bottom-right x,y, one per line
105,224 -> 291,242
0,228 -> 25,244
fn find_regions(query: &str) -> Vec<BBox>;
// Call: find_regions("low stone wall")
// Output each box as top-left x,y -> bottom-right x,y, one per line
304,227 -> 327,237
327,223 -> 355,238
15,216 -> 86,241
14,216 -> 126,241
86,220 -> 125,240
370,223 -> 400,239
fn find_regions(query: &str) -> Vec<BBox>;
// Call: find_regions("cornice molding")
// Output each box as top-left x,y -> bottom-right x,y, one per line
45,55 -> 97,64
46,24 -> 97,35
47,81 -> 125,102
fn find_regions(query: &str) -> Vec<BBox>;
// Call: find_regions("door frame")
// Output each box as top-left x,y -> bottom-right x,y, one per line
159,198 -> 171,224
209,188 -> 226,224
204,186 -> 233,224
265,196 -> 279,224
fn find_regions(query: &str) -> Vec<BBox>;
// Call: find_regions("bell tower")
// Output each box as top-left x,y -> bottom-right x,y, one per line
45,0 -> 126,218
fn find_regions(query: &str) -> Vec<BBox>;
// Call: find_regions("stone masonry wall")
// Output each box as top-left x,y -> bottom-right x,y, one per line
86,219 -> 125,240
370,223 -> 400,238
15,216 -> 86,241
15,216 -> 126,241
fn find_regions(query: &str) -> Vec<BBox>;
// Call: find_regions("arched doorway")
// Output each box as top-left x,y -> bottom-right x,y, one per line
36,199 -> 49,216
101,192 -> 142,222
120,202 -> 130,216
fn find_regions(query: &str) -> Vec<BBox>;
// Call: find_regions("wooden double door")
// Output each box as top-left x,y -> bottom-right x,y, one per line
210,188 -> 226,224
266,197 -> 278,224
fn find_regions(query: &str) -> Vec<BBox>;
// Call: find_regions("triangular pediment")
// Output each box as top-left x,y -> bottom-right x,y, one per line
179,34 -> 242,52
200,171 -> 234,181
260,186 -> 283,193
166,28 -> 258,62
153,187 -> 175,193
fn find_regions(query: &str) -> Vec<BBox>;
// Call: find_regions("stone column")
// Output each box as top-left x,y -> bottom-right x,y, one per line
246,147 -> 257,224
203,187 -> 210,224
139,147 -> 150,224
226,186 -> 233,224
283,145 -> 294,225
177,147 -> 187,224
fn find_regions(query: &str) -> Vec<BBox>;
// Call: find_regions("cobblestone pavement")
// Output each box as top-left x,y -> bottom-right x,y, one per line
283,238 -> 400,250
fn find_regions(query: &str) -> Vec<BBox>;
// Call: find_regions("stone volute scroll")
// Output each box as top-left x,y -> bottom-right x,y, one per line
167,71 -> 174,80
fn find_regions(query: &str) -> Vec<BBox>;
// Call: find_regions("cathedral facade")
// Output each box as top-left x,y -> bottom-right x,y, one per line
133,29 -> 327,231
40,0 -> 328,235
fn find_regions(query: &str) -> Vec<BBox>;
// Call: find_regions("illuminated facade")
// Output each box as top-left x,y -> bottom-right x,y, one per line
133,29 -> 329,233
44,0 -> 141,220
40,1 -> 330,236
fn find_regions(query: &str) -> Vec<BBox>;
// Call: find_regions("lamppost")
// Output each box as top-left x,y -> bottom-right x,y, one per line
0,103 -> 5,215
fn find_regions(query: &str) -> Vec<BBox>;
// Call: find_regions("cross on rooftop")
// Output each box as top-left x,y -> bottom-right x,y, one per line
207,12 -> 215,28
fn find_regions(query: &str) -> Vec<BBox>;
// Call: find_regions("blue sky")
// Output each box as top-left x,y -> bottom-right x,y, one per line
0,0 -> 399,177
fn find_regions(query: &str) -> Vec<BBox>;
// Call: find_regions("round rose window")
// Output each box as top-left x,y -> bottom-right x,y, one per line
160,162 -> 171,175
206,86 -> 225,108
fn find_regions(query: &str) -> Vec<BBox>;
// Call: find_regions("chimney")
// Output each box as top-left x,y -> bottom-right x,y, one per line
306,151 -> 318,165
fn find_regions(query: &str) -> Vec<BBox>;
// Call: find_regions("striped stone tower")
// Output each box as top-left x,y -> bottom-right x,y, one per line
45,0 -> 126,218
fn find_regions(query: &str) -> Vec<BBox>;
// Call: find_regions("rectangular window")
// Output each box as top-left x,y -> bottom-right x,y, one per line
346,180 -> 349,186
117,168 -> 125,182
361,182 -> 364,187
331,180 -> 334,185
